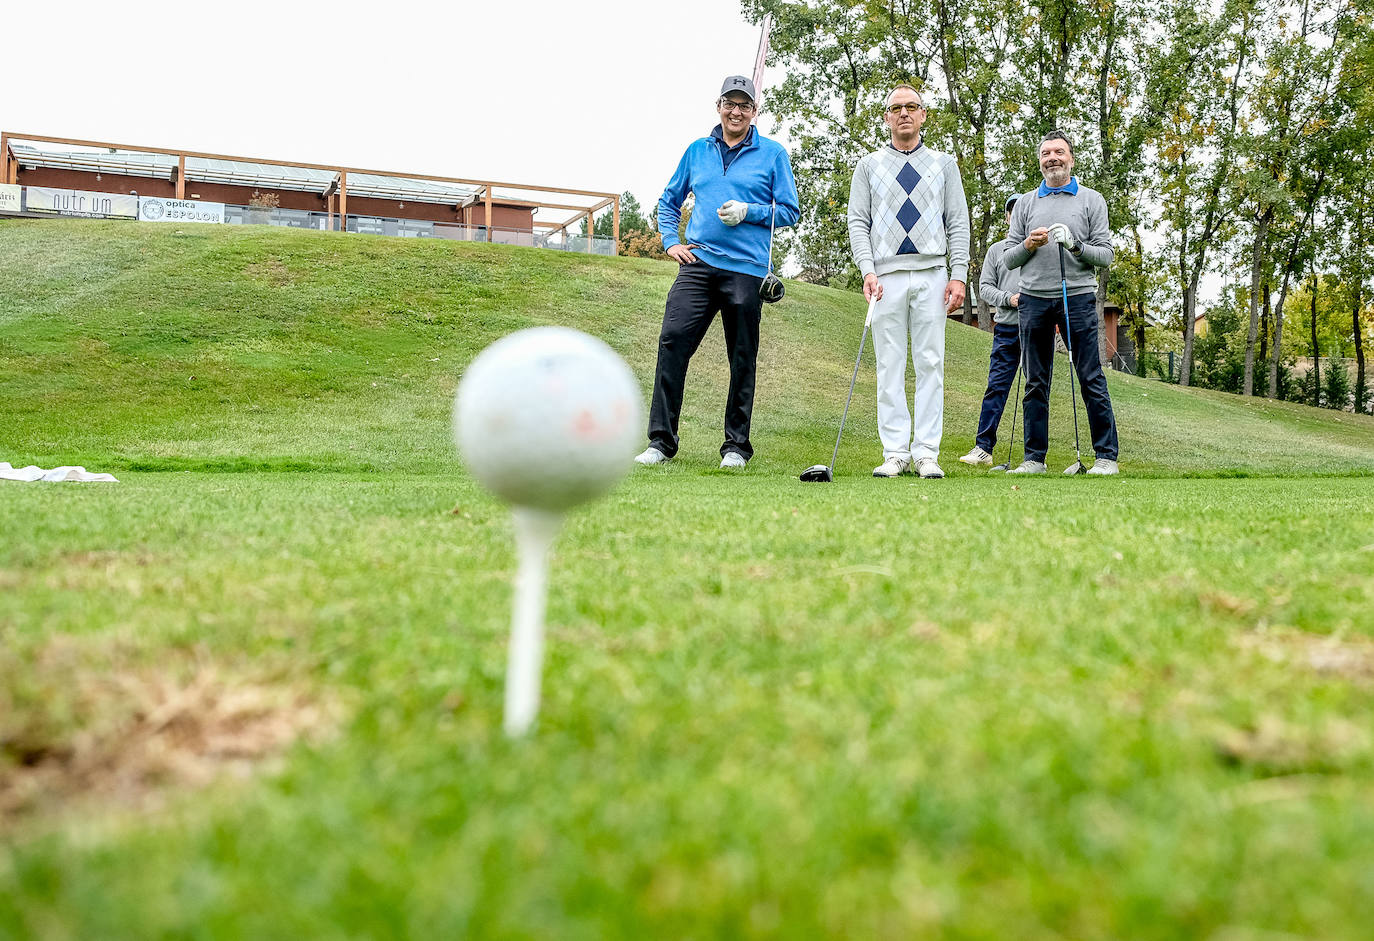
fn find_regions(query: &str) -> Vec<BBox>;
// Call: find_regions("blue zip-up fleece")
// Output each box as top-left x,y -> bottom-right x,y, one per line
658,125 -> 800,279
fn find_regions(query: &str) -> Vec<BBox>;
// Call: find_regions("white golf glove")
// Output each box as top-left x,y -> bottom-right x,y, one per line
1048,222 -> 1076,250
717,200 -> 748,226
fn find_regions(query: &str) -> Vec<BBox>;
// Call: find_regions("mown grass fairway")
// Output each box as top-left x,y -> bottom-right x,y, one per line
3,220 -> 1374,938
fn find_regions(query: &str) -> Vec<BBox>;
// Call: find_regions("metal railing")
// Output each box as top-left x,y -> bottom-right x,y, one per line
220,205 -> 616,255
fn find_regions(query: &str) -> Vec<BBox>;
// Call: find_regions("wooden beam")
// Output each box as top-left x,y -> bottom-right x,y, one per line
176,154 -> 185,199
487,197 -> 598,212
339,171 -> 348,232
612,194 -> 620,254
0,132 -> 9,185
485,185 -> 492,242
2,132 -> 617,201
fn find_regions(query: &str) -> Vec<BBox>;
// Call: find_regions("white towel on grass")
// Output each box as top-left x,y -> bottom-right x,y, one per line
1,462 -> 119,483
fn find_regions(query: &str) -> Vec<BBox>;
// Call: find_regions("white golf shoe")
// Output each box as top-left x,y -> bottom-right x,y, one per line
873,456 -> 911,478
1007,460 -> 1048,475
1087,458 -> 1120,476
720,452 -> 748,469
958,446 -> 994,466
915,457 -> 945,479
634,447 -> 671,465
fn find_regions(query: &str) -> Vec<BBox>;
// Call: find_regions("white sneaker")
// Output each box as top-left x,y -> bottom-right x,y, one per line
1007,460 -> 1047,475
958,446 -> 994,466
720,452 -> 748,469
1087,458 -> 1119,476
873,456 -> 911,478
915,457 -> 945,479
635,447 -> 670,465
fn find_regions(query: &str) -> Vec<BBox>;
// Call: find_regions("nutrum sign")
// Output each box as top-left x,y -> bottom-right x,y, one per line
26,187 -> 138,219
0,184 -> 20,214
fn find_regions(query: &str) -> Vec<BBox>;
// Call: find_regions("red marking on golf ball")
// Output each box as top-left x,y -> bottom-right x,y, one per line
573,409 -> 599,438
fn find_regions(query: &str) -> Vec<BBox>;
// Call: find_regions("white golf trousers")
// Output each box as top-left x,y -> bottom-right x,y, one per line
872,267 -> 947,461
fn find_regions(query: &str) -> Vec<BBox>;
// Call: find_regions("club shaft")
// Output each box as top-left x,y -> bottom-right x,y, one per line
830,302 -> 873,472
1058,245 -> 1082,461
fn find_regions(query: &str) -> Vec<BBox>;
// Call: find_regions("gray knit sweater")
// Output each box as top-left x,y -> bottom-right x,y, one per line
848,142 -> 970,283
1003,179 -> 1112,297
979,237 -> 1020,325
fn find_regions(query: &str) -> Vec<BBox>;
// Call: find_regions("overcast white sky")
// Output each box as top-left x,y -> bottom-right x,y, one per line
4,0 -> 777,218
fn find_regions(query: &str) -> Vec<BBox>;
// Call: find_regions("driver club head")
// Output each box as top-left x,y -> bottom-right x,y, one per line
991,462 -> 1010,472
800,464 -> 833,482
1063,461 -> 1085,476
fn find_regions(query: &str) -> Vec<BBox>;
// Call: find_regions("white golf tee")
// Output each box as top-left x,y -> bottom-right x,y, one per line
504,506 -> 563,737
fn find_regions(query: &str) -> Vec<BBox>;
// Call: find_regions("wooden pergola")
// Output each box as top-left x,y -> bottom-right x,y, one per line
0,131 -> 620,249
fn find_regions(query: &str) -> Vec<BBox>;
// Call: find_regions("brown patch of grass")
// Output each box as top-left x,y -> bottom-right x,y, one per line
243,256 -> 293,285
1235,629 -> 1374,683
1211,713 -> 1369,775
1,647 -> 338,826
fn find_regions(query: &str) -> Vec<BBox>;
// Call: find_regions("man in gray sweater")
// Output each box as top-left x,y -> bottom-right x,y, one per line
847,84 -> 970,479
960,195 -> 1023,466
1002,131 -> 1119,475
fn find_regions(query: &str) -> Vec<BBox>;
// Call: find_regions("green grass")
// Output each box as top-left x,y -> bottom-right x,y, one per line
2,219 -> 1374,939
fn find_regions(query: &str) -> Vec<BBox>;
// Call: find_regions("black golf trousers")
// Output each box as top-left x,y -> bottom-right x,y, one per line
1019,291 -> 1119,462
647,261 -> 763,460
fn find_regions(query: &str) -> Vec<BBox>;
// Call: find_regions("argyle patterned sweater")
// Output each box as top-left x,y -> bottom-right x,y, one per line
847,142 -> 970,283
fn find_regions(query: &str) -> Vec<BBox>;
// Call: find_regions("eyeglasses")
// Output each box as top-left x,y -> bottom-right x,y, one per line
887,102 -> 925,114
719,98 -> 757,114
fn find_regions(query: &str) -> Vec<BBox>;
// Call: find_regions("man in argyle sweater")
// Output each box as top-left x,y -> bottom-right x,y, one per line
847,84 -> 970,479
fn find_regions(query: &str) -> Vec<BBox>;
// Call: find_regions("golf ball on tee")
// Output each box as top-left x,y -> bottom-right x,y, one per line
453,327 -> 643,512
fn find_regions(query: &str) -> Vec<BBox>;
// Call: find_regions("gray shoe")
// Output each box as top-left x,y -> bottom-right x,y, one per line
873,456 -> 911,478
958,446 -> 994,466
635,447 -> 671,465
915,457 -> 945,479
1086,458 -> 1120,476
1007,460 -> 1048,475
720,452 -> 748,469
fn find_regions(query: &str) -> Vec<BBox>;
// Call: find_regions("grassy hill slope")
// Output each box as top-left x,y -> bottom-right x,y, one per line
3,218 -> 1372,476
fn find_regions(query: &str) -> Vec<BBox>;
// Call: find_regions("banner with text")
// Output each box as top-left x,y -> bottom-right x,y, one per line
26,187 -> 139,219
138,196 -> 225,224
0,184 -> 21,214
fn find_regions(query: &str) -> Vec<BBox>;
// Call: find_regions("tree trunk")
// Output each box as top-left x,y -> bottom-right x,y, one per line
976,294 -> 992,331
962,291 -> 973,326
1260,280 -> 1270,366
1180,280 -> 1198,387
1353,288 -> 1367,414
1243,207 -> 1272,396
1309,272 -> 1321,406
1269,266 -> 1295,399
1134,228 -> 1147,376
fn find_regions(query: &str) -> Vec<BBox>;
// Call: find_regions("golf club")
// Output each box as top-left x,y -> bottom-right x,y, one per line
991,337 -> 1025,472
801,297 -> 877,482
1058,243 -> 1086,475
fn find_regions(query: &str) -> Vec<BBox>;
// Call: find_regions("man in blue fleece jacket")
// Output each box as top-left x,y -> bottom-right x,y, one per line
634,75 -> 799,469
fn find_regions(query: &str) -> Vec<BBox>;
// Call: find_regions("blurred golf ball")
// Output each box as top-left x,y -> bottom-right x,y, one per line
453,327 -> 642,512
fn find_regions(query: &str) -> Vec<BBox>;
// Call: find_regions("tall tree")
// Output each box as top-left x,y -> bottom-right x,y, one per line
1146,0 -> 1254,387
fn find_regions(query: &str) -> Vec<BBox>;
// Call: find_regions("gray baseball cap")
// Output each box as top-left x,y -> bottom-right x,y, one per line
719,75 -> 756,101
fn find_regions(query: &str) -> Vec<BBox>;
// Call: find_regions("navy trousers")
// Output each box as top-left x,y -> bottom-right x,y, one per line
975,322 -> 1023,453
1019,291 -> 1119,462
647,261 -> 763,460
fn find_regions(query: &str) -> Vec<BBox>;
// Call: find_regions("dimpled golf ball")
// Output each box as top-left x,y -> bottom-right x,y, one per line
453,327 -> 643,512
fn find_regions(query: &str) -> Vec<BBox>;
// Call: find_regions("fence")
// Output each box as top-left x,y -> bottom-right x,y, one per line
1,187 -> 616,257
220,205 -> 615,254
